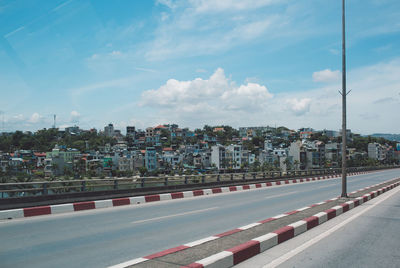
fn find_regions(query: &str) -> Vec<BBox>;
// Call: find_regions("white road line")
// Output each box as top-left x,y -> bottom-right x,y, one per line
264,191 -> 298,199
263,184 -> 400,268
131,207 -> 219,224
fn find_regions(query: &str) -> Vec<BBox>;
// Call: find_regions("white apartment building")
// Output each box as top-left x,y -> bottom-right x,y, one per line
368,143 -> 385,161
211,145 -> 226,169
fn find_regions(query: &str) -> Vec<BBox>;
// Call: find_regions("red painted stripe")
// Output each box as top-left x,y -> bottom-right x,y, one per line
242,185 -> 250,190
145,195 -> 161,202
312,178 -> 316,181
144,245 -> 189,259
306,178 -> 310,181
285,180 -> 290,184
285,210 -> 298,215
184,263 -> 204,268
193,190 -> 204,196
274,226 -> 294,244
363,196 -> 368,202
171,192 -> 184,199
215,229 -> 241,237
228,240 -> 260,265
370,192 -> 376,198
23,206 -> 51,217
255,183 -> 262,188
304,216 -> 319,230
292,180 -> 297,183
112,198 -> 130,206
300,179 -> 304,182
73,201 -> 95,211
212,188 -> 222,194
265,182 -> 271,187
229,186 -> 237,191
354,200 -> 360,207
275,181 -> 281,185
258,218 -> 275,224
325,208 -> 336,220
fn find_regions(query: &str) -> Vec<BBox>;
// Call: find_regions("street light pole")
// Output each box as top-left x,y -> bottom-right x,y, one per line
341,0 -> 348,198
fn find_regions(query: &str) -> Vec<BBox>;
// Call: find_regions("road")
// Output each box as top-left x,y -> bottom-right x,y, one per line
0,169 -> 399,268
236,174 -> 400,268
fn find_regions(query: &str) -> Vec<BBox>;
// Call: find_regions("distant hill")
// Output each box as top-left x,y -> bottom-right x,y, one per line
370,133 -> 400,142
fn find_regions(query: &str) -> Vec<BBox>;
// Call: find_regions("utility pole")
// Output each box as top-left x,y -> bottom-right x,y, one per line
53,114 -> 56,129
340,0 -> 348,198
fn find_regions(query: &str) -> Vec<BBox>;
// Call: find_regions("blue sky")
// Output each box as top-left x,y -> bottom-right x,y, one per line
0,0 -> 399,134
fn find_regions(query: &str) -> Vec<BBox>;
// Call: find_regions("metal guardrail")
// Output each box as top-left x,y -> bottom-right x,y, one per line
0,166 -> 397,198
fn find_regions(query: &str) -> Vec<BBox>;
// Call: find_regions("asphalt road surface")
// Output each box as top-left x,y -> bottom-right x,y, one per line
236,174 -> 400,268
1,169 -> 399,268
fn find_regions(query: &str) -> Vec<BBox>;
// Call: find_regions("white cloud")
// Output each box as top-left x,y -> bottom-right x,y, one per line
11,114 -> 25,122
285,98 -> 312,116
312,69 -> 341,83
196,69 -> 207,73
141,68 -> 230,107
144,1 -> 290,61
110,50 -> 122,57
28,113 -> 41,123
135,67 -> 157,73
70,110 -> 80,123
221,83 -> 273,110
141,68 -> 273,111
4,26 -> 25,38
156,0 -> 178,9
189,0 -> 279,13
137,58 -> 400,133
329,49 -> 340,55
140,68 -> 275,126
69,77 -> 134,97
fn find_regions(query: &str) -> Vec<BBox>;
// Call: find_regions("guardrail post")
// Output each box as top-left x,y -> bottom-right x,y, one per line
230,174 -> 234,181
141,177 -> 145,188
114,180 -> 118,190
217,175 -> 220,182
202,175 -> 205,183
279,171 -> 282,177
185,176 -> 188,184
253,173 -> 256,180
263,172 -> 265,179
242,173 -> 245,181
164,177 -> 168,186
81,181 -> 86,192
42,183 -> 48,195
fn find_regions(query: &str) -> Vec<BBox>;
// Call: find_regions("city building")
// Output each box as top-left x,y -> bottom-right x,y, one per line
104,123 -> 114,137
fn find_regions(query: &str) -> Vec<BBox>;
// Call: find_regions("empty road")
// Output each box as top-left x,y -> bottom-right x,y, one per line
0,169 -> 399,268
237,175 -> 400,268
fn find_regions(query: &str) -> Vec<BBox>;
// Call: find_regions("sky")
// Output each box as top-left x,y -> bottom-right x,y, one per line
0,0 -> 399,135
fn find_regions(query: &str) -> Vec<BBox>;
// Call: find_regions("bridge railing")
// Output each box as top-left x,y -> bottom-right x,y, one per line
0,166 -> 395,198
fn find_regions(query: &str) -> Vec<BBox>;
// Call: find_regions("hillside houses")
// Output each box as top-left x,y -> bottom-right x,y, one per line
0,124 -> 399,178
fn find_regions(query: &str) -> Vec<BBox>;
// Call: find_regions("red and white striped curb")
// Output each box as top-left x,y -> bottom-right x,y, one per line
0,171 -> 370,220
108,197 -> 340,268
107,175 -> 397,268
185,178 -> 400,268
